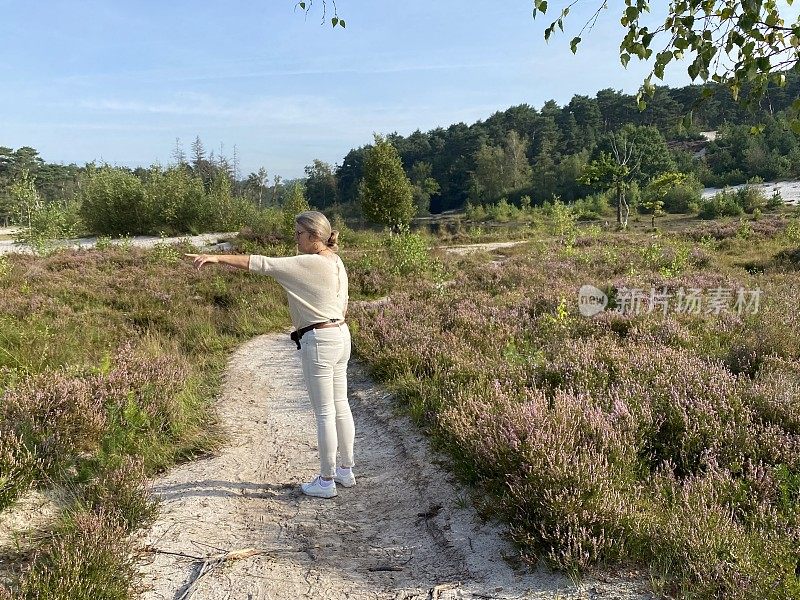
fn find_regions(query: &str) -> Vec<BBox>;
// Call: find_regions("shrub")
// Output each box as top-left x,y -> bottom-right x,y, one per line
572,193 -> 610,220
143,166 -> 209,235
384,232 -> 431,277
82,456 -> 157,533
17,511 -> 137,600
80,167 -> 148,236
488,198 -> 514,222
465,202 -> 488,222
736,183 -> 768,214
698,189 -> 745,219
662,176 -> 703,213
282,183 -> 310,238
767,189 -> 784,210
0,430 -> 39,511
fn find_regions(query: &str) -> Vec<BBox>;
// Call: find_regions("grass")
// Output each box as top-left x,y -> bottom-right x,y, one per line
0,223 -> 451,597
349,210 -> 800,599
2,203 -> 799,598
0,241 -> 290,597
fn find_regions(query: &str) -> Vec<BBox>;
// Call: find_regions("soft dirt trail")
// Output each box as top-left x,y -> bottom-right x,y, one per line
136,332 -> 651,600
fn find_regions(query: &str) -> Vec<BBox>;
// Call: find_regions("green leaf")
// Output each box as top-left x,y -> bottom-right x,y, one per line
620,53 -> 631,67
331,16 -> 339,27
682,111 -> 693,129
791,121 -> 800,135
299,1 -> 305,8
625,6 -> 638,22
339,19 -> 346,28
570,36 -> 581,53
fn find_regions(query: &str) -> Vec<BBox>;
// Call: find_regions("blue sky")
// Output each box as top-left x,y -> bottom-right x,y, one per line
0,1 -> 719,178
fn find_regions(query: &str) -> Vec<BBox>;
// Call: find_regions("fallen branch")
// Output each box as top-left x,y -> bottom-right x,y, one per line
177,547 -> 262,600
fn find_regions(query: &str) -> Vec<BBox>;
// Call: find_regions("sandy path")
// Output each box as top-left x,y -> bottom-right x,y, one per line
0,231 -> 237,255
135,332 -> 651,600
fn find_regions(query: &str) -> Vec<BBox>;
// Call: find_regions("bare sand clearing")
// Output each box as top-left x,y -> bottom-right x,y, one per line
135,330 -> 652,600
702,180 -> 800,205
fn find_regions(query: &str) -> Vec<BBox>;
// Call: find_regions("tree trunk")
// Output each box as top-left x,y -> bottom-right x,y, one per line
618,185 -> 629,229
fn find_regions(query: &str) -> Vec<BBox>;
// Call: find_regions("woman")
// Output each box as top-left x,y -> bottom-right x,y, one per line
185,210 -> 354,499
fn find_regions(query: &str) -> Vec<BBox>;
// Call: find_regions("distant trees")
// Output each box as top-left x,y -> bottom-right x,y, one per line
469,131 -> 532,203
245,167 -> 270,208
409,161 -> 439,216
332,73 -> 800,213
304,159 -> 338,209
359,134 -> 414,233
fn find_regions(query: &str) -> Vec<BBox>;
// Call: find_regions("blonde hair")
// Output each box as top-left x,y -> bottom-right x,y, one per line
295,210 -> 339,252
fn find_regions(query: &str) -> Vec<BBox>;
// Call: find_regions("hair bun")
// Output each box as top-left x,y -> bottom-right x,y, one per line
327,230 -> 339,246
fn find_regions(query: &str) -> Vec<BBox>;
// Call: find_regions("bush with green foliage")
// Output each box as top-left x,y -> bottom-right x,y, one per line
143,166 -> 209,235
736,182 -> 768,214
384,232 -> 431,277
80,167 -> 148,236
698,189 -> 745,219
661,175 -> 703,214
572,193 -> 610,220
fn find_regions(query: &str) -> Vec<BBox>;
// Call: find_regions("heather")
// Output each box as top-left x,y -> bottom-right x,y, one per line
350,227 -> 800,598
0,241 -> 291,597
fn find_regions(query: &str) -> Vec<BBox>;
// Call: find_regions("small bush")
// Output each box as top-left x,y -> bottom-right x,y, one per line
698,189 -> 745,219
572,193 -> 610,220
17,511 -> 137,600
465,202 -> 488,222
662,176 -> 703,213
80,167 -> 148,236
736,183 -> 768,213
82,456 -> 157,533
767,189 -> 785,210
385,233 -> 431,277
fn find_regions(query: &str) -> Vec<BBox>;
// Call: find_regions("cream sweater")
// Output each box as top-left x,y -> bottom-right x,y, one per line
248,253 -> 349,330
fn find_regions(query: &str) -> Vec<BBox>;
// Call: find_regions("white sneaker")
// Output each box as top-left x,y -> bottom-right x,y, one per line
301,475 -> 337,498
334,467 -> 356,488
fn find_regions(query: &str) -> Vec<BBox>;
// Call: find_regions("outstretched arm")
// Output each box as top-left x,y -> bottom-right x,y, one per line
185,253 -> 251,270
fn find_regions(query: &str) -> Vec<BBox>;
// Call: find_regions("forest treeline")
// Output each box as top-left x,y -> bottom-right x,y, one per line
1,73 -> 799,233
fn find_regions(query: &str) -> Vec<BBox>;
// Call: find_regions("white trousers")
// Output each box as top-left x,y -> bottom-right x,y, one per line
300,323 -> 354,478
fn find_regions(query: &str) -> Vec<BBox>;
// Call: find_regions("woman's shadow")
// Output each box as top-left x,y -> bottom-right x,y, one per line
152,479 -> 297,501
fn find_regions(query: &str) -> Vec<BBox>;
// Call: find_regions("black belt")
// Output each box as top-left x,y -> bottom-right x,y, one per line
290,319 -> 343,350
